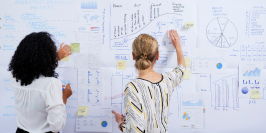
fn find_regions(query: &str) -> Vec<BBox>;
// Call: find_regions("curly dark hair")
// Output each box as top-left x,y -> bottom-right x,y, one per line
8,32 -> 58,86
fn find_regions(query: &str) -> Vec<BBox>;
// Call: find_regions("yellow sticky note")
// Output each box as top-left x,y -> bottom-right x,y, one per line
60,56 -> 69,61
184,70 -> 190,79
184,22 -> 194,28
71,43 -> 80,53
117,60 -> 127,70
78,106 -> 88,116
250,90 -> 260,99
185,58 -> 191,67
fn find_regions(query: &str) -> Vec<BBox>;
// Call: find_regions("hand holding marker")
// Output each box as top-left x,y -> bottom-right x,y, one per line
62,83 -> 73,104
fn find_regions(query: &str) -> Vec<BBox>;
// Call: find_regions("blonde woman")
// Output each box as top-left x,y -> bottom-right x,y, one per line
113,30 -> 186,133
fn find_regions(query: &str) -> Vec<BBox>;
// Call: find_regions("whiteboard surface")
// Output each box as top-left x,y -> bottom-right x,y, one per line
0,0 -> 266,133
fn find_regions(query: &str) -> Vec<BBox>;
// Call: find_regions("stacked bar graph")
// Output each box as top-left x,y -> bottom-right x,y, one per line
232,78 -> 239,109
81,0 -> 97,9
215,80 -> 229,108
215,84 -> 221,107
222,80 -> 229,107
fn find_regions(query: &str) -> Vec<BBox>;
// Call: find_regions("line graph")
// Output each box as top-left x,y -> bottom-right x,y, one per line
192,49 -> 227,73
182,99 -> 203,106
180,93 -> 205,129
78,114 -> 111,119
193,55 -> 226,61
76,106 -> 112,132
111,13 -> 182,40
243,68 -> 261,77
109,1 -> 186,51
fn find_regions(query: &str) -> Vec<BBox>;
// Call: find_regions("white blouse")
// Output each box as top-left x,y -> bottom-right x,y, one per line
11,74 -> 66,133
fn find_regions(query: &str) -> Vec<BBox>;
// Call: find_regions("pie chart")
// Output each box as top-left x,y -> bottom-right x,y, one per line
216,63 -> 223,69
101,121 -> 108,127
206,17 -> 238,48
242,87 -> 249,94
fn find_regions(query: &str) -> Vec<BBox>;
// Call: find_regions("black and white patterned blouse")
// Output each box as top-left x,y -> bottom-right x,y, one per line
122,65 -> 185,133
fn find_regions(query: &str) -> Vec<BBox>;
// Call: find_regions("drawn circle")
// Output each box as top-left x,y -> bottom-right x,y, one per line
101,121 -> 108,127
206,17 -> 238,48
242,87 -> 249,94
216,63 -> 223,69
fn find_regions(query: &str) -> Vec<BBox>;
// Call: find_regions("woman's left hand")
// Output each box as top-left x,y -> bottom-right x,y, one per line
112,110 -> 124,123
58,43 -> 72,60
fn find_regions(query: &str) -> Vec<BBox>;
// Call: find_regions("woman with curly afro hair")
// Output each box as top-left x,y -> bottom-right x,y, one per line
8,32 -> 73,133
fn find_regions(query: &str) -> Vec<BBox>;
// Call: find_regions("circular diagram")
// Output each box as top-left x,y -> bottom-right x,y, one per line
241,87 -> 249,94
216,63 -> 223,69
101,121 -> 108,127
206,17 -> 238,48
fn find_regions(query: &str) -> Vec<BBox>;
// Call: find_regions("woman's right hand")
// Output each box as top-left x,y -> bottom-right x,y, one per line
170,30 -> 181,49
62,83 -> 73,104
169,30 -> 186,68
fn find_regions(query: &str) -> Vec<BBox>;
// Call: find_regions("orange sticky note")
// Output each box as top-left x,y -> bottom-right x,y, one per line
117,60 -> 127,70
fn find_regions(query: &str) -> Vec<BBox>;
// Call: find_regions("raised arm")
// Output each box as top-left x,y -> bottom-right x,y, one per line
169,30 -> 186,69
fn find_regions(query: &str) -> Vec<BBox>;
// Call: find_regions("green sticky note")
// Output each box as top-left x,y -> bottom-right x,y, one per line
71,43 -> 80,53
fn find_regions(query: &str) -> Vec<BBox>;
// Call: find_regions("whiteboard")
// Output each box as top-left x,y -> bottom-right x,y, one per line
0,0 -> 266,133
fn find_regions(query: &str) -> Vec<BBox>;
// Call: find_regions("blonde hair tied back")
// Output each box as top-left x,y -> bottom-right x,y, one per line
132,34 -> 159,70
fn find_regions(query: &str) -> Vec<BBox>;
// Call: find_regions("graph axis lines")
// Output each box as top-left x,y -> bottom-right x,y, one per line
206,17 -> 238,48
210,74 -> 239,111
212,74 -> 237,84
